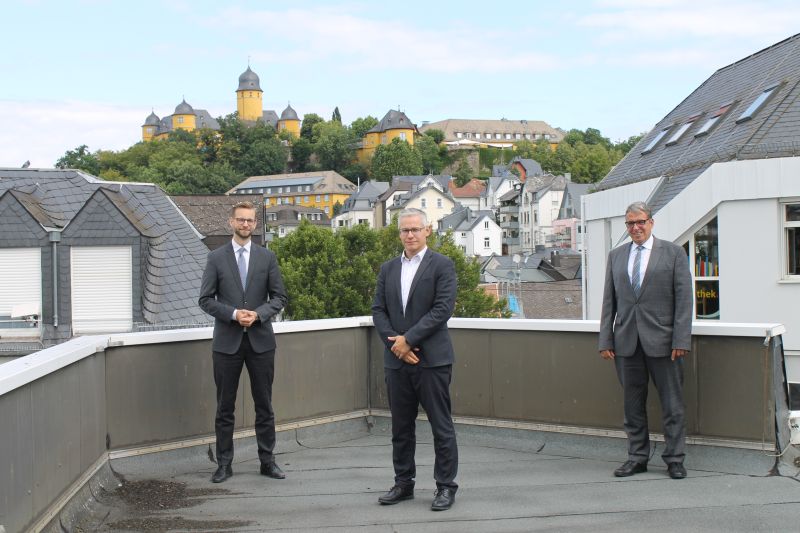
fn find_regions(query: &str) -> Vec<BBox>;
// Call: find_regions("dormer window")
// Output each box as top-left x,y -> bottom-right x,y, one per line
666,114 -> 700,146
695,103 -> 733,137
736,85 -> 779,123
641,125 -> 674,154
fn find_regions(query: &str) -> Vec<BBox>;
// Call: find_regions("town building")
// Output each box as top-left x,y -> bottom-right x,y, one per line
0,168 -> 210,352
171,194 -> 265,250
263,204 -> 328,239
582,32 -> 800,398
331,180 -> 390,230
419,118 -> 563,149
229,170 -> 357,217
520,173 -> 568,250
552,181 -> 592,251
448,178 -> 485,212
386,175 -> 457,227
438,206 -> 502,257
357,109 -> 418,164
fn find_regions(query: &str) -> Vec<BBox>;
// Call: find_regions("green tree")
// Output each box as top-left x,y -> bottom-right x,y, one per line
370,137 -> 423,181
424,128 -> 446,144
452,157 -> 473,186
238,137 -> 288,176
290,136 -> 313,172
350,115 -> 379,139
331,106 -> 342,123
415,134 -> 445,175
616,134 -> 644,155
313,121 -> 355,172
55,144 -> 100,175
300,113 -> 325,140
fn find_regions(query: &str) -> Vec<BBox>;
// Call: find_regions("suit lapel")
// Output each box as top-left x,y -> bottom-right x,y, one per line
638,237 -> 662,297
407,252 -> 434,305
225,244 -> 246,294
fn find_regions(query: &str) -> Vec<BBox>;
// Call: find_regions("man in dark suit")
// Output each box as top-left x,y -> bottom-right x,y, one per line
372,208 -> 459,511
199,201 -> 288,483
599,201 -> 693,480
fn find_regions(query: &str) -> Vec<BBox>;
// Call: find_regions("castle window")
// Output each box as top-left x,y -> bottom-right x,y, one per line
456,132 -> 463,138
495,133 -> 502,139
399,132 -> 407,141
515,133 -> 522,139
177,116 -> 184,124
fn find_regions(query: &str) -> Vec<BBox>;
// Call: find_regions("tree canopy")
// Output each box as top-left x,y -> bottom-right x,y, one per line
370,137 -> 424,181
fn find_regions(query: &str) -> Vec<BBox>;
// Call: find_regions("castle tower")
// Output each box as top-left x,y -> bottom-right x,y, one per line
142,111 -> 160,141
277,104 -> 301,137
237,67 -> 263,122
172,99 -> 197,131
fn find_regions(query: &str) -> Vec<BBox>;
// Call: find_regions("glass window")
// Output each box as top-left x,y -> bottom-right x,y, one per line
686,217 -> 720,319
484,221 -> 489,229
437,198 -> 442,208
737,85 -> 778,123
666,115 -> 699,146
641,125 -> 673,154
784,203 -> 800,277
475,133 -> 481,139
496,133 -> 502,139
456,132 -> 463,138
505,133 -> 512,139
324,206 -> 330,214
515,133 -> 522,139
324,194 -> 329,201
304,196 -> 309,202
399,132 -> 407,141
316,195 -> 321,202
421,198 -> 427,208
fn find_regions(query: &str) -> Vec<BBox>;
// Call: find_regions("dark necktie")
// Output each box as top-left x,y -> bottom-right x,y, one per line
237,248 -> 247,290
631,245 -> 644,296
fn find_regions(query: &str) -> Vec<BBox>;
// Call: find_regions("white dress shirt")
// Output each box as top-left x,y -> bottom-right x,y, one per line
401,247 -> 427,313
231,239 -> 251,320
627,235 -> 654,284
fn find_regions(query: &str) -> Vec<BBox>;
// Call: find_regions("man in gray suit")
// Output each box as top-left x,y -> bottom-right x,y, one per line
199,201 -> 288,483
599,201 -> 693,480
372,208 -> 459,511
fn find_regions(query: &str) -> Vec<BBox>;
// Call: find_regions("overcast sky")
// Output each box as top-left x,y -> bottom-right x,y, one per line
2,0 -> 799,168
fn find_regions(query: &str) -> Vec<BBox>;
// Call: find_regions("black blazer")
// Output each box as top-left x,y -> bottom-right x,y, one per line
199,243 -> 288,354
372,250 -> 457,369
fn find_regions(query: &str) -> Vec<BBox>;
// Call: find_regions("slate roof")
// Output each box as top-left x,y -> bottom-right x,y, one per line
391,174 -> 452,191
339,181 -> 390,213
420,119 -> 564,143
153,108 -> 220,135
449,178 -> 486,198
171,194 -> 265,237
512,157 -> 544,177
525,173 -> 568,195
367,110 -> 417,133
438,206 -> 495,232
596,33 -> 800,213
0,168 -> 210,326
231,170 -> 357,196
559,182 -> 592,219
264,204 -> 328,226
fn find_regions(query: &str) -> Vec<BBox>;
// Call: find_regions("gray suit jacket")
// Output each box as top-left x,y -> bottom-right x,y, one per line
199,243 -> 288,354
372,250 -> 457,369
598,237 -> 693,358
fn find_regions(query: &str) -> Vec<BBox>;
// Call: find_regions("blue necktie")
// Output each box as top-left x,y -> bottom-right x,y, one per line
631,245 -> 643,296
237,248 -> 247,290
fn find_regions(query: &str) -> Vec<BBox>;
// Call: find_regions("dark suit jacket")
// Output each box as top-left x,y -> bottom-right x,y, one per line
199,242 -> 288,354
372,250 -> 457,369
599,236 -> 693,358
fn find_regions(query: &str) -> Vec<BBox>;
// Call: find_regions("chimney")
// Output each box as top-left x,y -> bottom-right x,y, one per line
565,173 -> 572,182
551,250 -> 561,267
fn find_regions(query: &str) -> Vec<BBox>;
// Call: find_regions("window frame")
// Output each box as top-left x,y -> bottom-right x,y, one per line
781,199 -> 800,280
736,84 -> 780,124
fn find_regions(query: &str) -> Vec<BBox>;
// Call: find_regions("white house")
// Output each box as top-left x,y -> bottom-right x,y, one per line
520,174 -> 567,252
438,207 -> 502,257
582,33 -> 800,400
331,180 -> 389,230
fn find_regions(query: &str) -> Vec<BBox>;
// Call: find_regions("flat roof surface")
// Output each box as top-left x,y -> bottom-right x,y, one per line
78,417 -> 800,532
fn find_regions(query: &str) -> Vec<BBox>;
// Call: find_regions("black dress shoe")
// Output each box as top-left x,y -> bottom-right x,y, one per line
431,487 -> 455,511
260,461 -> 286,479
378,485 -> 414,505
668,462 -> 687,479
614,460 -> 647,477
211,464 -> 232,483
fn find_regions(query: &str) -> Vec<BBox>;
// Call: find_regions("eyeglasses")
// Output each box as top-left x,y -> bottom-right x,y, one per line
399,227 -> 425,235
625,219 -> 650,228
234,218 -> 256,225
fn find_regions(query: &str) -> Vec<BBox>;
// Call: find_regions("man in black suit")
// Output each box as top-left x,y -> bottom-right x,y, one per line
199,201 -> 288,483
599,201 -> 693,480
372,208 -> 459,511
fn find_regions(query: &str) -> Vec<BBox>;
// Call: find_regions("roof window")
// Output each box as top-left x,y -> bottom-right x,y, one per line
665,114 -> 701,146
736,85 -> 779,123
641,125 -> 673,154
695,103 -> 733,137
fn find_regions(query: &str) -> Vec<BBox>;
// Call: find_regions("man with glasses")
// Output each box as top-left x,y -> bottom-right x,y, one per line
599,201 -> 693,480
199,201 -> 288,483
372,208 -> 460,511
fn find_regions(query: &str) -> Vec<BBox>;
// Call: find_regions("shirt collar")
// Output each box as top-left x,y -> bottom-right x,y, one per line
632,235 -> 654,251
401,246 -> 427,263
232,239 -> 251,253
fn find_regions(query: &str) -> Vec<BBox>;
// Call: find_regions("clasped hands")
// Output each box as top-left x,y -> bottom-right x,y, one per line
600,348 -> 688,361
236,309 -> 258,328
388,335 -> 420,365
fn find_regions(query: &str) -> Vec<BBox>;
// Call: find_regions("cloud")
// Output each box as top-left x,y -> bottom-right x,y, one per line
208,6 -> 559,74
0,100 -> 144,169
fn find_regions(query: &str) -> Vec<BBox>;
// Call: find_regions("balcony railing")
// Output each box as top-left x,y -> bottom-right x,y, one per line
0,318 -> 793,532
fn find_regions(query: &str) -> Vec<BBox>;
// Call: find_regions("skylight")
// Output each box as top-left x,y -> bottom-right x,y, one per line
641,125 -> 673,154
695,103 -> 732,137
736,85 -> 779,123
665,114 -> 700,146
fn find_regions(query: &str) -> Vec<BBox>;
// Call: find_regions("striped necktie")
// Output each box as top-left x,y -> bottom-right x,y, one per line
631,245 -> 644,296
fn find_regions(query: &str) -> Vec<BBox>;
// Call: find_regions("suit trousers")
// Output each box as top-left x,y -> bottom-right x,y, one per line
213,334 -> 276,466
614,341 -> 685,465
385,364 -> 458,490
